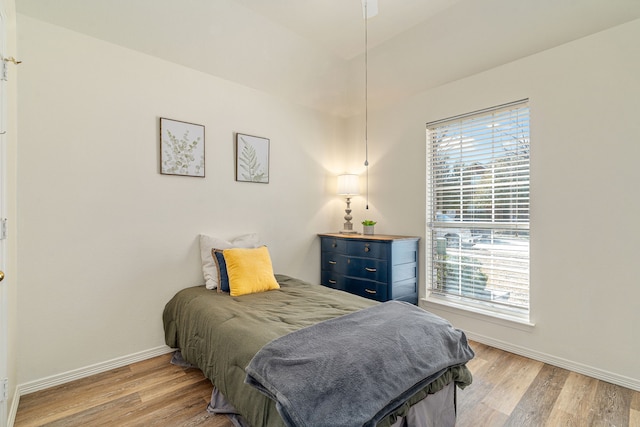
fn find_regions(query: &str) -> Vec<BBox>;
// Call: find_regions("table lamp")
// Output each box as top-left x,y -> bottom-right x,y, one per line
337,174 -> 359,234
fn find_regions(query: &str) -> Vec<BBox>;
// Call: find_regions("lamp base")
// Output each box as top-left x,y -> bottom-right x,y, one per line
340,219 -> 358,235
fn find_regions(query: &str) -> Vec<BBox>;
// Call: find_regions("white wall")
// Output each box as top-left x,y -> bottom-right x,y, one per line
348,19 -> 640,387
16,15 -> 347,385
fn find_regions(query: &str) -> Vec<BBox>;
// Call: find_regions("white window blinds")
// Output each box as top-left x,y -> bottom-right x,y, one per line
427,100 -> 530,313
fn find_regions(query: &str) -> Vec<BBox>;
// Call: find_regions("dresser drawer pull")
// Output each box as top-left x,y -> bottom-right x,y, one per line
328,279 -> 337,284
328,260 -> 337,265
364,246 -> 370,252
365,267 -> 377,272
365,289 -> 376,294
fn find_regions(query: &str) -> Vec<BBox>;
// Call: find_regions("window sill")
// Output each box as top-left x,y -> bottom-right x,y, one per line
422,294 -> 535,332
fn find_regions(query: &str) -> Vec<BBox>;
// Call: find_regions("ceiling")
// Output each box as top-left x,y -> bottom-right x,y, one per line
16,0 -> 640,117
232,0 -> 464,60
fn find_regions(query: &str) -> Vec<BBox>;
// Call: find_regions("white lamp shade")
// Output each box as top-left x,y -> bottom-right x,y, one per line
337,174 -> 359,196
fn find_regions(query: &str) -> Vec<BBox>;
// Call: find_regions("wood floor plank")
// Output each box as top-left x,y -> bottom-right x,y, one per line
587,380 -> 633,426
137,368 -> 210,403
633,391 -> 640,409
546,371 -> 599,425
456,401 -> 510,427
457,376 -> 495,416
14,366 -> 132,414
465,342 -> 505,379
127,353 -> 174,373
43,393 -> 144,427
503,364 -> 569,426
632,392 -> 640,426
120,386 -> 210,427
179,410 -> 234,427
479,350 -> 544,416
15,365 -> 187,424
15,341 -> 640,427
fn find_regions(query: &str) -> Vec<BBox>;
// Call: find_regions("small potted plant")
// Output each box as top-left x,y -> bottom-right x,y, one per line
361,220 -> 377,235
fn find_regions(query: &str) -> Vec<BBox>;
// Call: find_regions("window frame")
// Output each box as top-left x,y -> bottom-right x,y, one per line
425,99 -> 530,320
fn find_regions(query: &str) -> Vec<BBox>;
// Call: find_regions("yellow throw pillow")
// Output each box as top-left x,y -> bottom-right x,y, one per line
223,246 -> 280,297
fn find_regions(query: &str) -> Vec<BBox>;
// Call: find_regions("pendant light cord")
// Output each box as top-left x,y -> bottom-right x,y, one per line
364,1 -> 370,210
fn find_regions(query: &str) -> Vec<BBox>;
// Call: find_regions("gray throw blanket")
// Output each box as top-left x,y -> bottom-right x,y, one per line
245,301 -> 474,427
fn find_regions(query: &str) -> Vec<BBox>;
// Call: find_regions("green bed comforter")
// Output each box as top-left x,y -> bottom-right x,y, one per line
163,274 -> 472,427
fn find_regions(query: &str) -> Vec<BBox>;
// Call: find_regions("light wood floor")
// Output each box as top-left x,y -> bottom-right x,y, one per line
15,341 -> 640,426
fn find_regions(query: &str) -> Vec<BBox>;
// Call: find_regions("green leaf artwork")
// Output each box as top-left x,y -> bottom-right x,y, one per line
237,134 -> 269,183
160,118 -> 205,177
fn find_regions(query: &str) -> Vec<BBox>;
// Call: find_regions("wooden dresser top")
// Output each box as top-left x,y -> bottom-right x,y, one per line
318,233 -> 419,241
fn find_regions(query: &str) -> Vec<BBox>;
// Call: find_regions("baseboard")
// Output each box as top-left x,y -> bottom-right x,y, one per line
17,345 -> 174,396
466,332 -> 640,392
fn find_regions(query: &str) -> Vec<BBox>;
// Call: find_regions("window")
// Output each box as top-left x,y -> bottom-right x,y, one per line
426,100 -> 530,317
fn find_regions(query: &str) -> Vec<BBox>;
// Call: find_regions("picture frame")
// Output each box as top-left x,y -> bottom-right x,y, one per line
160,117 -> 205,177
236,133 -> 270,183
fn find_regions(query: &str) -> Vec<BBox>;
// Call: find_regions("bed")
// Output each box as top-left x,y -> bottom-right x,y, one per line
163,273 -> 473,427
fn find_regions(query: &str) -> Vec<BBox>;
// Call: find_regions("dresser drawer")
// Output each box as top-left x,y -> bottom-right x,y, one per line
344,277 -> 388,302
321,253 -> 346,273
388,278 -> 418,302
346,240 -> 387,259
321,237 -> 347,254
345,257 -> 388,282
321,271 -> 344,290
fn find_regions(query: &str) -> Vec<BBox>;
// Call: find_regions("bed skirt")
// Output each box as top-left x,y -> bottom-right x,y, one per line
206,382 -> 457,427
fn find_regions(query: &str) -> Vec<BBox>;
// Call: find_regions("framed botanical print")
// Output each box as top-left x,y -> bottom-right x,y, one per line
236,133 -> 269,183
160,117 -> 205,177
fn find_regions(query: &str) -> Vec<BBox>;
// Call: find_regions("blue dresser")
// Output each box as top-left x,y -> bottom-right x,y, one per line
319,233 -> 420,304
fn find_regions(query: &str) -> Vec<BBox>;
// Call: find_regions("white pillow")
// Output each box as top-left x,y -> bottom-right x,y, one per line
199,233 -> 260,289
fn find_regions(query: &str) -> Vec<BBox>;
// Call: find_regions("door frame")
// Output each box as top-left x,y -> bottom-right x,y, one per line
0,2 -> 9,425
